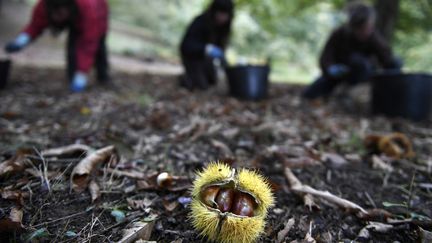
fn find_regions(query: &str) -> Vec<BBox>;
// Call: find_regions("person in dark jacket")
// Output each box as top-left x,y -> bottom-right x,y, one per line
180,0 -> 234,91
302,2 -> 401,99
4,0 -> 109,92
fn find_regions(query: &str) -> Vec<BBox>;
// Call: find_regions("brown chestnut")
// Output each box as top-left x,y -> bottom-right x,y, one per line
201,186 -> 220,208
216,188 -> 235,213
232,193 -> 256,217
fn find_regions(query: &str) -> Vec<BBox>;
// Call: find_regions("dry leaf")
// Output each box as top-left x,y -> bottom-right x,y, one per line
70,146 -> 116,192
321,153 -> 348,168
0,207 -> 24,233
127,197 -> 154,210
89,180 -> 101,203
0,149 -> 33,177
1,190 -> 29,206
365,133 -> 415,159
41,144 -> 92,158
118,221 -> 155,243
162,200 -> 179,212
371,155 -> 394,173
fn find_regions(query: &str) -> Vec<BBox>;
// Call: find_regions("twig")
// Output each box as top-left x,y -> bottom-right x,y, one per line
32,209 -> 92,228
364,192 -> 377,208
284,168 -> 320,211
103,168 -> 146,180
284,167 -> 367,214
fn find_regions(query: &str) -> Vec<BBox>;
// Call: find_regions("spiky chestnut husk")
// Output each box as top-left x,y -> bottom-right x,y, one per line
190,163 -> 274,243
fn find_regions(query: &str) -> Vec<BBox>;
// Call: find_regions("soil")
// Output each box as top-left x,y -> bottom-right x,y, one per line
0,66 -> 431,243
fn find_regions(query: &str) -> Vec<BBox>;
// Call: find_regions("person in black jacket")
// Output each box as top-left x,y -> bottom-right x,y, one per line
303,2 -> 401,99
179,0 -> 234,91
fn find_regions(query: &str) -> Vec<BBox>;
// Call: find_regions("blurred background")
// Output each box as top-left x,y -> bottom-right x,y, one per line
1,0 -> 431,83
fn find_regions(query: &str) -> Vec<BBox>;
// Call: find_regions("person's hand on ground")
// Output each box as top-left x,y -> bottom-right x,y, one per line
4,33 -> 31,53
205,44 -> 224,59
70,72 -> 88,93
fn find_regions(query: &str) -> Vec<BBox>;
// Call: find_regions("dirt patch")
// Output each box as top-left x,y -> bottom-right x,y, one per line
0,66 -> 431,242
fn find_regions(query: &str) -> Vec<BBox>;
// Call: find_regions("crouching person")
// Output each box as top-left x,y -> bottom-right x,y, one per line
4,0 -> 109,92
179,0 -> 234,91
303,2 -> 401,100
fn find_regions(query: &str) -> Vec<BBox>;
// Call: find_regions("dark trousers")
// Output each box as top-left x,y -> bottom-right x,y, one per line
303,54 -> 374,99
180,56 -> 220,91
67,31 -> 109,83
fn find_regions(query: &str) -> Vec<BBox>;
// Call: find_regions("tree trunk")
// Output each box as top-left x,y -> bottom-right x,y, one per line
375,0 -> 400,42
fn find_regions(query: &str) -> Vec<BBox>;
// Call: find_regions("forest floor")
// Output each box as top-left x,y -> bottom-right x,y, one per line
0,66 -> 431,242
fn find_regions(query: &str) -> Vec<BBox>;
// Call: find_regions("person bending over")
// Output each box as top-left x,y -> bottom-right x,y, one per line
4,0 -> 109,92
303,2 -> 401,99
179,0 -> 234,91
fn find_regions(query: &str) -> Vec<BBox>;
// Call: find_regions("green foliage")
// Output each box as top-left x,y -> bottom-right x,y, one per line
107,0 -> 431,82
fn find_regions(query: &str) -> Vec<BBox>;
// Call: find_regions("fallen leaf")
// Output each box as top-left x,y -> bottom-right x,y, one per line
127,197 -> 154,210
118,221 -> 155,243
321,153 -> 348,168
70,146 -> 116,192
0,148 -> 33,177
89,180 -> 101,203
371,155 -> 394,173
1,190 -> 28,206
365,133 -> 415,159
41,144 -> 92,158
0,207 -> 24,233
163,199 -> 179,212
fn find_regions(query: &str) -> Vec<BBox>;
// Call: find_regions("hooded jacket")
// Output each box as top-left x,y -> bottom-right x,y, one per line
23,0 -> 108,73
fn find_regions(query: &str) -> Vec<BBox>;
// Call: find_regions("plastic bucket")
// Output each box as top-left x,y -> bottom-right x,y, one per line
372,73 -> 432,121
226,65 -> 270,100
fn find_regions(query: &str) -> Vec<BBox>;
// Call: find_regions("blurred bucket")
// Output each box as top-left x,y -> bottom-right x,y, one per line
372,73 -> 432,121
226,64 -> 270,100
0,58 -> 11,89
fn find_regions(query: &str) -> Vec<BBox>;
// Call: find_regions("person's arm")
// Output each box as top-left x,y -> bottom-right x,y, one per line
372,33 -> 400,69
74,0 -> 108,73
4,0 -> 48,53
319,30 -> 339,76
23,0 -> 49,40
180,16 -> 208,58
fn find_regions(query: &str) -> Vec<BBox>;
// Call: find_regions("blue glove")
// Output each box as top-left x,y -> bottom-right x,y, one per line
4,33 -> 31,53
70,72 -> 88,93
327,64 -> 350,78
206,44 -> 224,59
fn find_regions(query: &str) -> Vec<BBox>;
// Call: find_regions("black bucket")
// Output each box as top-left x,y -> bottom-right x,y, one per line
0,59 -> 11,89
372,73 -> 432,121
226,65 -> 270,100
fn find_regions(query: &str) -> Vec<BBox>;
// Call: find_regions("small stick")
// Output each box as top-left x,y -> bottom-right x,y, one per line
32,208 -> 92,228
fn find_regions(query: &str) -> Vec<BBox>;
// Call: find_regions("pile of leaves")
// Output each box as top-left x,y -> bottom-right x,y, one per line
0,67 -> 431,242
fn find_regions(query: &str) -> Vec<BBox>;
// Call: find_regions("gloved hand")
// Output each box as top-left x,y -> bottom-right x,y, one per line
327,64 -> 350,78
4,33 -> 31,53
70,72 -> 88,93
205,44 -> 224,59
